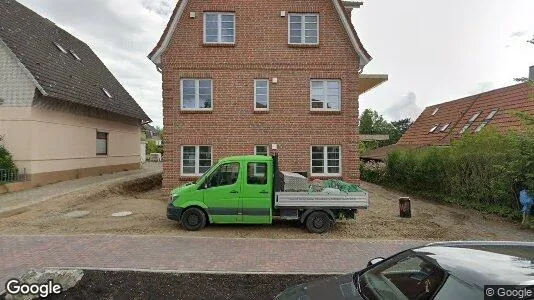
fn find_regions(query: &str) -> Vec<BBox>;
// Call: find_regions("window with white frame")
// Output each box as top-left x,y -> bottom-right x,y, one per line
204,12 -> 235,44
181,79 -> 212,110
289,14 -> 319,44
254,145 -> 269,156
310,80 -> 340,111
254,80 -> 269,110
182,146 -> 212,176
311,146 -> 341,176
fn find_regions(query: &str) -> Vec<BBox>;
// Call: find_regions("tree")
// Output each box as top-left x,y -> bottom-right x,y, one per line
390,118 -> 413,144
359,109 -> 413,148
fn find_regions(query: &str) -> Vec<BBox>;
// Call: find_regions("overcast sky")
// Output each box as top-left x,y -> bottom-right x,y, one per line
18,0 -> 534,126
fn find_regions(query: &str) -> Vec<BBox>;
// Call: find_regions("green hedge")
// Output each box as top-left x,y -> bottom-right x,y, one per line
361,129 -> 534,219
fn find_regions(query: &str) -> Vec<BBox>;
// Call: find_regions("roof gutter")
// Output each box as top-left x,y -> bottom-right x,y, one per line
0,37 -> 48,97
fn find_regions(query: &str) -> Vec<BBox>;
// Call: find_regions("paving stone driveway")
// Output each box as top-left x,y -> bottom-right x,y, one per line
0,235 -> 425,287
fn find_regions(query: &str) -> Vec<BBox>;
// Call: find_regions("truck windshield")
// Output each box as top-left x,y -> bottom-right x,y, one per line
194,165 -> 216,184
358,251 -> 445,300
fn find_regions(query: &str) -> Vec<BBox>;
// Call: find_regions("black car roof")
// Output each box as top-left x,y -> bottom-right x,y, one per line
413,241 -> 534,287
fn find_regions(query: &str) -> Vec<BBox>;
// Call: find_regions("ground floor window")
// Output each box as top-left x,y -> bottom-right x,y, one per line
311,146 -> 341,176
96,131 -> 108,155
254,145 -> 269,156
182,146 -> 212,176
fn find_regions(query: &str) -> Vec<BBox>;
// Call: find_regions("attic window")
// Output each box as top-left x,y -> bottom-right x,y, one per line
102,88 -> 113,99
431,107 -> 440,116
70,50 -> 81,60
429,124 -> 439,133
469,111 -> 482,123
485,109 -> 498,120
440,123 -> 451,132
53,42 -> 67,54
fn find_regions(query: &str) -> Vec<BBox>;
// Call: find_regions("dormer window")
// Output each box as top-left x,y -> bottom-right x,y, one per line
431,107 -> 440,116
102,88 -> 113,99
53,42 -> 67,54
70,50 -> 81,60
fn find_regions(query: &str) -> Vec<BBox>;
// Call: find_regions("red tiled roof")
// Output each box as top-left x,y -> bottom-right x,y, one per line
399,82 -> 533,146
363,82 -> 533,161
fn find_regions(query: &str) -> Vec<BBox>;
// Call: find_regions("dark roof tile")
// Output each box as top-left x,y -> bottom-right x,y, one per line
0,0 -> 150,122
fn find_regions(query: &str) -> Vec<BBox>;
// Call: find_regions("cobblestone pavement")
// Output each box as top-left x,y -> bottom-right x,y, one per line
0,235 -> 425,287
0,163 -> 162,215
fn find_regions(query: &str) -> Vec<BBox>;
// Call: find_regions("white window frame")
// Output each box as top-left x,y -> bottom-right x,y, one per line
310,80 -> 341,111
254,79 -> 269,111
254,145 -> 269,156
70,50 -> 81,60
180,79 -> 213,111
102,88 -> 113,99
96,131 -> 109,156
310,146 -> 342,177
288,13 -> 319,45
440,123 -> 451,132
53,42 -> 67,53
431,107 -> 440,116
181,146 -> 213,176
469,111 -> 482,123
429,124 -> 439,133
203,12 -> 235,44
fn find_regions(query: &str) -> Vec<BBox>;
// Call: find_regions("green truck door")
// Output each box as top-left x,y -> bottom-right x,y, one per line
240,161 -> 272,224
202,162 -> 241,223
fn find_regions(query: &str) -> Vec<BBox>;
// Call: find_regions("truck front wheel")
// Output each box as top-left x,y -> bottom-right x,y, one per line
181,208 -> 207,231
305,211 -> 332,234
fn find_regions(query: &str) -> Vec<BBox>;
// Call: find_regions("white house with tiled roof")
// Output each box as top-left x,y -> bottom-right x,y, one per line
0,0 -> 150,192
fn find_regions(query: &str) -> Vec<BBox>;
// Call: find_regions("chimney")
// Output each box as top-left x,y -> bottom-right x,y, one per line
343,1 -> 363,15
530,66 -> 534,81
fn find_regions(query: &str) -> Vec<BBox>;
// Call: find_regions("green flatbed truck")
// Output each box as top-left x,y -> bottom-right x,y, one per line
167,154 -> 369,233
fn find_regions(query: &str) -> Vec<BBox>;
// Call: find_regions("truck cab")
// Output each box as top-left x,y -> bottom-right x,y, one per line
167,156 -> 274,230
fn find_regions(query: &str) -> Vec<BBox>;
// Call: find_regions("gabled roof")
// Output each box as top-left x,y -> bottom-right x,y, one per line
0,0 -> 151,122
363,82 -> 533,161
148,0 -> 372,69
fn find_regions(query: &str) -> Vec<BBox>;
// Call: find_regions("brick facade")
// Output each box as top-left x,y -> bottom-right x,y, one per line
157,0 -> 365,190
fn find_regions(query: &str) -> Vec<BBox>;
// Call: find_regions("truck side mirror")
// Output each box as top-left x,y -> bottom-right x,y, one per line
367,257 -> 385,267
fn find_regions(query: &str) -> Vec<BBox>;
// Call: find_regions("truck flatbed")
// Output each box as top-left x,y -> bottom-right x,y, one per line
275,192 -> 369,209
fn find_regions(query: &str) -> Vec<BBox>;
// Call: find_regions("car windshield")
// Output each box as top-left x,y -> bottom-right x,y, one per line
358,251 -> 446,300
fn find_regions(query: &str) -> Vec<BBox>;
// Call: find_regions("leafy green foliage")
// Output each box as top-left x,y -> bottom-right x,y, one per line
359,109 -> 413,150
0,145 -> 16,172
363,129 -> 534,219
146,140 -> 163,155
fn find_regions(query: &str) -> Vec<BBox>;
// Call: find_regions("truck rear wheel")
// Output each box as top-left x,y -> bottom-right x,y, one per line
181,208 -> 207,231
305,211 -> 332,234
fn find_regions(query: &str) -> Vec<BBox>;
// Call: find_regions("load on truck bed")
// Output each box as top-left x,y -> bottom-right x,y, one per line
167,154 -> 369,233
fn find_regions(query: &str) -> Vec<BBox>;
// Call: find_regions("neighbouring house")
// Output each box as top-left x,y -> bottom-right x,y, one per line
142,124 -> 163,146
0,0 -> 151,191
361,66 -> 534,161
148,0 -> 387,190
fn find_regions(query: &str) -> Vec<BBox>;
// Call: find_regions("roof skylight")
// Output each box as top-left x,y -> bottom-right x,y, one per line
429,124 -> 439,133
431,107 -> 440,116
53,42 -> 67,54
440,123 -> 451,132
469,111 -> 482,123
485,109 -> 498,120
70,50 -> 81,60
102,88 -> 113,99
459,124 -> 471,134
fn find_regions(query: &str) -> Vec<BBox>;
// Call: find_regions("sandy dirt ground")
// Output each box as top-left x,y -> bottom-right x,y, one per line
0,182 -> 532,241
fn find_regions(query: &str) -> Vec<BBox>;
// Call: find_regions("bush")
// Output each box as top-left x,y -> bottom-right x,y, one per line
360,160 -> 386,183
378,128 -> 534,218
0,145 -> 16,172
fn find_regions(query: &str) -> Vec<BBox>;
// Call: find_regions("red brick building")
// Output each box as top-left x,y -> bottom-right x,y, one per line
149,0 -> 387,190
362,68 -> 534,161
